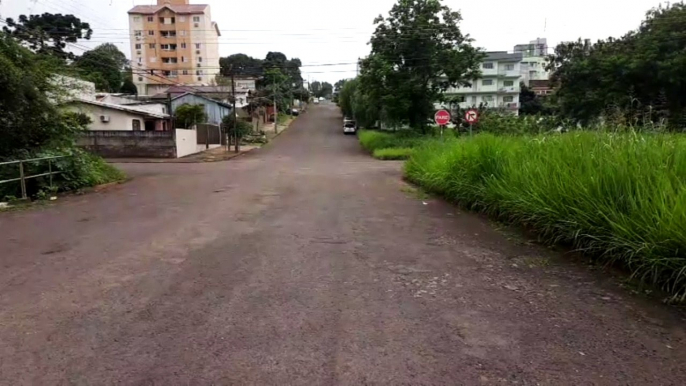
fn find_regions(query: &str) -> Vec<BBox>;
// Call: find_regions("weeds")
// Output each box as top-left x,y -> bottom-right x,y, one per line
405,131 -> 686,300
373,148 -> 414,160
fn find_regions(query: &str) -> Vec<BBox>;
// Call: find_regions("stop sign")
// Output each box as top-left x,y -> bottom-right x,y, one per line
434,109 -> 451,126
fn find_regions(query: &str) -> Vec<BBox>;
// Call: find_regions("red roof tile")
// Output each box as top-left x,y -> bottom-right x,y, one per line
128,4 -> 208,14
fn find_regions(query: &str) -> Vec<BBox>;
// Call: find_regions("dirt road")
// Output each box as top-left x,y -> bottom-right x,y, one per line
1,103 -> 685,385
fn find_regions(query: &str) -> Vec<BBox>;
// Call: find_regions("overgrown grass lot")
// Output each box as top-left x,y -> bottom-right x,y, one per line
402,131 -> 686,300
358,130 -> 424,159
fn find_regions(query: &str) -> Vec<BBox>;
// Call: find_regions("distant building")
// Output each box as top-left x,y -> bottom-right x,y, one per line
440,51 -> 523,114
514,38 -> 550,85
128,0 -> 221,95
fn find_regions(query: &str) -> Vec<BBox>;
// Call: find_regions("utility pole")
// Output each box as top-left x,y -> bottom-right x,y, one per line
231,68 -> 239,153
273,77 -> 278,134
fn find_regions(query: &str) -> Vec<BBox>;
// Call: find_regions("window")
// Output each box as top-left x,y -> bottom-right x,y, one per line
197,63 -> 202,68
471,96 -> 477,103
182,70 -> 189,75
134,30 -> 142,37
195,43 -> 201,49
504,80 -> 514,87
133,16 -> 141,22
483,95 -> 494,103
194,23 -> 199,28
198,76 -> 203,81
147,16 -> 154,22
196,50 -> 201,55
483,62 -> 493,69
505,64 -> 515,71
137,57 -> 142,63
148,30 -> 155,36
179,16 -> 186,22
135,44 -> 142,50
482,79 -> 493,86
503,96 -> 514,102
162,57 -> 178,64
196,70 -> 202,75
198,57 -> 202,62
193,16 -> 200,22
132,119 -> 141,131
149,43 -> 156,49
138,76 -> 143,82
180,43 -> 187,49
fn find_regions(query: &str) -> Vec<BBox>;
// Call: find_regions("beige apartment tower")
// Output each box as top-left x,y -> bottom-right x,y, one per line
128,0 -> 220,95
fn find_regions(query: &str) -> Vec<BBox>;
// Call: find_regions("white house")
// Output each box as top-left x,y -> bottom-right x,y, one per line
440,51 -> 523,114
514,38 -> 550,86
64,99 -> 171,131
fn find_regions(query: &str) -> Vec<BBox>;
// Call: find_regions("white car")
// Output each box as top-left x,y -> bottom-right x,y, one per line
343,120 -> 357,134
313,99 -> 320,104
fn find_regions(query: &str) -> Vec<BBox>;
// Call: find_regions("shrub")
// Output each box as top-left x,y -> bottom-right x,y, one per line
405,132 -> 686,300
373,147 -> 414,160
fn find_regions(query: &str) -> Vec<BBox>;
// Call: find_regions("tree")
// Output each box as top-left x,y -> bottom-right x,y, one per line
361,0 -> 483,132
120,68 -> 138,94
175,104 -> 207,129
219,53 -> 263,77
519,83 -> 545,115
0,32 -> 77,158
546,3 -> 686,126
3,13 -> 92,60
311,81 -> 333,98
74,43 -> 128,92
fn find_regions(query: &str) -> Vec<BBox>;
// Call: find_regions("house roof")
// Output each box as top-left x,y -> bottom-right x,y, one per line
71,99 -> 170,119
128,4 -> 208,15
171,92 -> 233,109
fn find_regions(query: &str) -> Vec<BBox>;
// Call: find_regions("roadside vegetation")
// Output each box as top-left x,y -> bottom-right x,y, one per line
0,30 -> 124,202
343,1 -> 686,299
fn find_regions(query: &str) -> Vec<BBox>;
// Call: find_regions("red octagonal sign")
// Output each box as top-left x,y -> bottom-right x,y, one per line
434,109 -> 451,126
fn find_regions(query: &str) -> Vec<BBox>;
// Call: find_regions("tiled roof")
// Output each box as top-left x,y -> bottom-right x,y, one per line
128,4 -> 208,14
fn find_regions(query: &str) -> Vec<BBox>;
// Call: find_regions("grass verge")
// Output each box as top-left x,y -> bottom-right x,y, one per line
405,132 -> 686,300
373,147 -> 414,160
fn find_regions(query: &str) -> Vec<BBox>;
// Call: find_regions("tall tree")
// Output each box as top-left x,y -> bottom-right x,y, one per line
362,0 -> 483,132
120,67 -> 138,95
73,43 -> 127,92
219,53 -> 263,77
3,13 -> 92,60
547,3 -> 686,126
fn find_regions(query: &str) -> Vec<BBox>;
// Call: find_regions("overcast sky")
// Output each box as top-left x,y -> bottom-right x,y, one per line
1,0 -> 668,84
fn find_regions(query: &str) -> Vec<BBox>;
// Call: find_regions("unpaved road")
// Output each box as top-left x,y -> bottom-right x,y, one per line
1,103 -> 686,385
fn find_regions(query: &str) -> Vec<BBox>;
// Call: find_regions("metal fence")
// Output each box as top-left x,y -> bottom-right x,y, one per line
0,156 -> 69,199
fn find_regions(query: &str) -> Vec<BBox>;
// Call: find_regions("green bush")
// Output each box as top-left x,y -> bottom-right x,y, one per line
358,130 -> 423,152
373,147 -> 414,160
405,132 -> 686,300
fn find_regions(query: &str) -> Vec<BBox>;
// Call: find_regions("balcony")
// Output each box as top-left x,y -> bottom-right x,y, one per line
499,102 -> 519,110
160,31 -> 177,39
498,86 -> 518,93
498,69 -> 520,78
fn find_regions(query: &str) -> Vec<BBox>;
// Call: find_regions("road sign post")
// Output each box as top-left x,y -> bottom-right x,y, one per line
465,109 -> 479,136
434,109 -> 451,140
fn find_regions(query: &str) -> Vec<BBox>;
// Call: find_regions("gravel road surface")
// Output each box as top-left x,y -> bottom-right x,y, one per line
1,103 -> 685,385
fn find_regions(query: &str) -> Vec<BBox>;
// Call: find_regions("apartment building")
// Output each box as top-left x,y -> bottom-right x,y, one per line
442,51 -> 523,114
128,0 -> 220,95
514,38 -> 550,85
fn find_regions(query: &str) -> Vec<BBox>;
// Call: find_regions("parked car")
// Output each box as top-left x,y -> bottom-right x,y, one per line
291,108 -> 300,116
343,120 -> 357,135
313,99 -> 320,105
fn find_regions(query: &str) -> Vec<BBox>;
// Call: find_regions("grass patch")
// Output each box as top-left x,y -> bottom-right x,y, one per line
373,147 -> 414,160
358,130 -> 423,153
405,131 -> 686,300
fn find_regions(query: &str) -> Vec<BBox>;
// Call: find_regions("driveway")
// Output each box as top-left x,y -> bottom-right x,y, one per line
1,103 -> 685,385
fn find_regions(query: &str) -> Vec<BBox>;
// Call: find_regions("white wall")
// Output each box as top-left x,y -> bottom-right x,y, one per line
175,129 -> 199,158
65,103 -> 147,131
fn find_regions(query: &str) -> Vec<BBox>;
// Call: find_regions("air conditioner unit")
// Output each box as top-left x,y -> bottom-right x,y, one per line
137,51 -> 142,55
100,115 -> 110,123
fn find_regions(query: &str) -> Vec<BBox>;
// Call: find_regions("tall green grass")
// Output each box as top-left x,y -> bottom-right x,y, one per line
405,132 -> 686,300
358,130 -> 423,153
